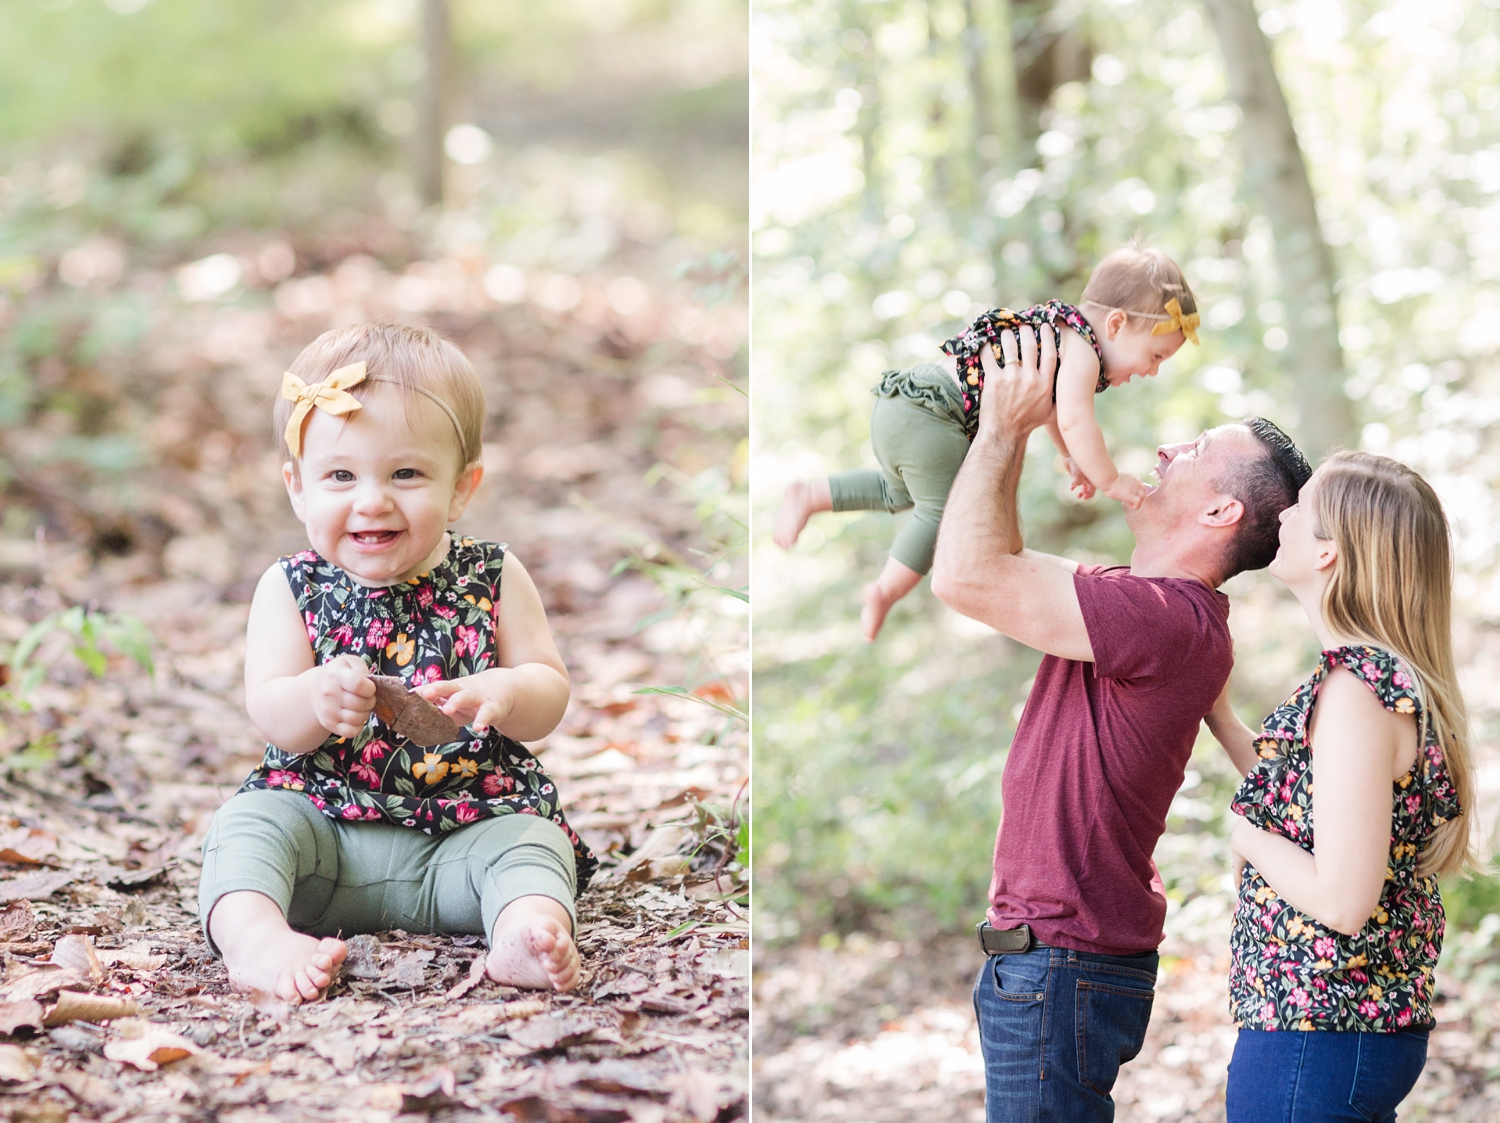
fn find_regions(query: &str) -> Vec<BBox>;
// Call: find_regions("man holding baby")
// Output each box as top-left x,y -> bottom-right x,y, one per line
930,328 -> 1310,1120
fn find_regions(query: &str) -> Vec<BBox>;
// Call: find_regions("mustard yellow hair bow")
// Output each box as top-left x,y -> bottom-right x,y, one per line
281,361 -> 367,457
1151,297 -> 1200,345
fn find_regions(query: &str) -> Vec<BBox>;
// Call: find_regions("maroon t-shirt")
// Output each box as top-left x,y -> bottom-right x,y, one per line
986,565 -> 1233,955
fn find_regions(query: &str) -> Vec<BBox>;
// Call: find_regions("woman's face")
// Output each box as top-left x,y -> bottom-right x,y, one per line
1268,472 -> 1335,587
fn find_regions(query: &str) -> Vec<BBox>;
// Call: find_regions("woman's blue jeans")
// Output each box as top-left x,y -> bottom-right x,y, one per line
1227,1028 -> 1429,1122
972,944 -> 1159,1122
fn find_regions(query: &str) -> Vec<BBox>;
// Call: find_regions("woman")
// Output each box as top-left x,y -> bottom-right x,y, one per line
1205,451 -> 1474,1122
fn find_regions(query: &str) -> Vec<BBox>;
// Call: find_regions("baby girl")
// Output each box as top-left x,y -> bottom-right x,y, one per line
198,323 -> 595,1003
775,243 -> 1199,639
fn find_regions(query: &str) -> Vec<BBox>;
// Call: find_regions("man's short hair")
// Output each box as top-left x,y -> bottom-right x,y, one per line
1217,418 -> 1313,580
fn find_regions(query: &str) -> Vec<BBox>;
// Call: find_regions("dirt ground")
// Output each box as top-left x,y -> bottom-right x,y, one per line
0,230 -> 748,1122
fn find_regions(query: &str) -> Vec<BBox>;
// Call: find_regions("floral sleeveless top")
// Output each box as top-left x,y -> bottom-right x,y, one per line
1228,646 -> 1461,1032
239,537 -> 596,889
940,300 -> 1107,439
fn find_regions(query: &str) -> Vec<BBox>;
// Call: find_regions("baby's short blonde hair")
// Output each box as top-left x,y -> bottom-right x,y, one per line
1081,242 -> 1197,324
275,323 -> 485,467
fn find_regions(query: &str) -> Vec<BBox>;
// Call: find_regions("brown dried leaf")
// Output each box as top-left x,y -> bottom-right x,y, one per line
370,674 -> 409,726
370,674 -> 460,746
0,1042 -> 33,1083
444,953 -> 487,1000
104,864 -> 172,891
51,1066 -> 115,1107
342,933 -> 384,979
44,991 -> 140,1026
505,1012 -> 604,1053
0,870 -> 73,904
0,900 -> 36,942
383,948 -> 433,988
0,966 -> 86,1003
102,1020 -> 204,1071
309,1027 -> 381,1072
500,1096 -> 630,1123
96,949 -> 168,972
667,1070 -> 723,1122
0,999 -> 44,1035
0,823 -> 56,867
50,934 -> 104,984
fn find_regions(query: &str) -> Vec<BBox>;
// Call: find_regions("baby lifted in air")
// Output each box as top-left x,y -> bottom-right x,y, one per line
776,243 -> 1199,639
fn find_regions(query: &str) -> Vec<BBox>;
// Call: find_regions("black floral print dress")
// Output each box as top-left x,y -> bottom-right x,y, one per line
940,300 -> 1107,439
1228,646 -> 1461,1032
239,537 -> 596,889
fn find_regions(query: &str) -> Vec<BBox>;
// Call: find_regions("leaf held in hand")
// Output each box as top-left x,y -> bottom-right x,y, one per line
370,675 -> 460,747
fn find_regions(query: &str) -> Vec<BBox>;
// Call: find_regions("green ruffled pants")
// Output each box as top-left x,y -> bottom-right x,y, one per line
828,362 -> 972,575
197,788 -> 577,954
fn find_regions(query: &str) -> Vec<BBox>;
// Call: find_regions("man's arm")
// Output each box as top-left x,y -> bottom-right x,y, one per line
930,329 -> 1094,661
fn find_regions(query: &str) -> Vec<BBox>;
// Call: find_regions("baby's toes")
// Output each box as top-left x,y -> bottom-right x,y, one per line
293,967 -> 324,1001
275,974 -> 304,1005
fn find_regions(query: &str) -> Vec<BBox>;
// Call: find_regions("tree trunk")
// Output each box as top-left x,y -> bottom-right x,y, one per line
1202,0 -> 1353,458
961,0 -> 997,177
1007,0 -> 1091,148
925,0 -> 953,206
417,0 -> 451,208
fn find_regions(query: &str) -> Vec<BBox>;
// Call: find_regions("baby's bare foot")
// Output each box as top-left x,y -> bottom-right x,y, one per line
861,581 -> 895,641
224,929 -> 346,1005
210,890 -> 346,1006
774,481 -> 816,550
488,908 -> 580,992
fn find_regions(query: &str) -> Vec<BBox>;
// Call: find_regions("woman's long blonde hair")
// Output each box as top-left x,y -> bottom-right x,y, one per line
1311,450 -> 1475,878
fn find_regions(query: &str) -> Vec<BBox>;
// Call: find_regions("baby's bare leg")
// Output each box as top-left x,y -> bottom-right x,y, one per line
862,556 -> 924,641
209,890 -> 346,1004
487,895 -> 579,992
774,478 -> 833,549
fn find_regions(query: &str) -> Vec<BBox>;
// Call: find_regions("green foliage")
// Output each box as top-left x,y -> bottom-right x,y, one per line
4,605 -> 154,710
754,0 -> 1500,941
620,459 -> 748,735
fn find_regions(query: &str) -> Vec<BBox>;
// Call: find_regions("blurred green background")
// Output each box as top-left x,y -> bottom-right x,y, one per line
0,0 -> 747,557
752,0 -> 1500,949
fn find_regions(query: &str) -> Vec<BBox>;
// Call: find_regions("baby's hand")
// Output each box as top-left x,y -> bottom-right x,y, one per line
312,654 -> 376,738
1065,458 -> 1096,500
416,674 -> 514,734
1104,473 -> 1151,509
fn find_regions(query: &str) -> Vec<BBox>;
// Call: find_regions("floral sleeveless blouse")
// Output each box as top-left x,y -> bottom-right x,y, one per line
1228,646 -> 1461,1032
239,537 -> 596,889
940,300 -> 1107,439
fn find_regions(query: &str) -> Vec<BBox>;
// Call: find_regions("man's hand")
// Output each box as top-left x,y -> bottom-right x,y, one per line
978,328 -> 1056,441
311,654 -> 376,739
416,672 -> 516,734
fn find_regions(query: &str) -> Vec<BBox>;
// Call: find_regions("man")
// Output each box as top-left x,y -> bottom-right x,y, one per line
930,328 -> 1311,1121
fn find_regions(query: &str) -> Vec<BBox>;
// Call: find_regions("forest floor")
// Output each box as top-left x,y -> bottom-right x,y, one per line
0,225 -> 748,1122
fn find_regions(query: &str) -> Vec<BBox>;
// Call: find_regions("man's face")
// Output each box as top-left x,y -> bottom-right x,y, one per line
1127,423 -> 1257,538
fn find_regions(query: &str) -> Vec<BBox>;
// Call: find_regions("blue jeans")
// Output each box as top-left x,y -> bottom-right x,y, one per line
972,944 -> 1158,1122
1227,1029 -> 1429,1122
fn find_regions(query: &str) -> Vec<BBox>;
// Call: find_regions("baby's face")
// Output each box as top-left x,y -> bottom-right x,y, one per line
1099,319 -> 1183,387
284,385 -> 480,584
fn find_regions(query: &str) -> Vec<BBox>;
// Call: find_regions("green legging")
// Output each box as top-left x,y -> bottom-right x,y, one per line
197,789 -> 577,955
828,363 -> 972,575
